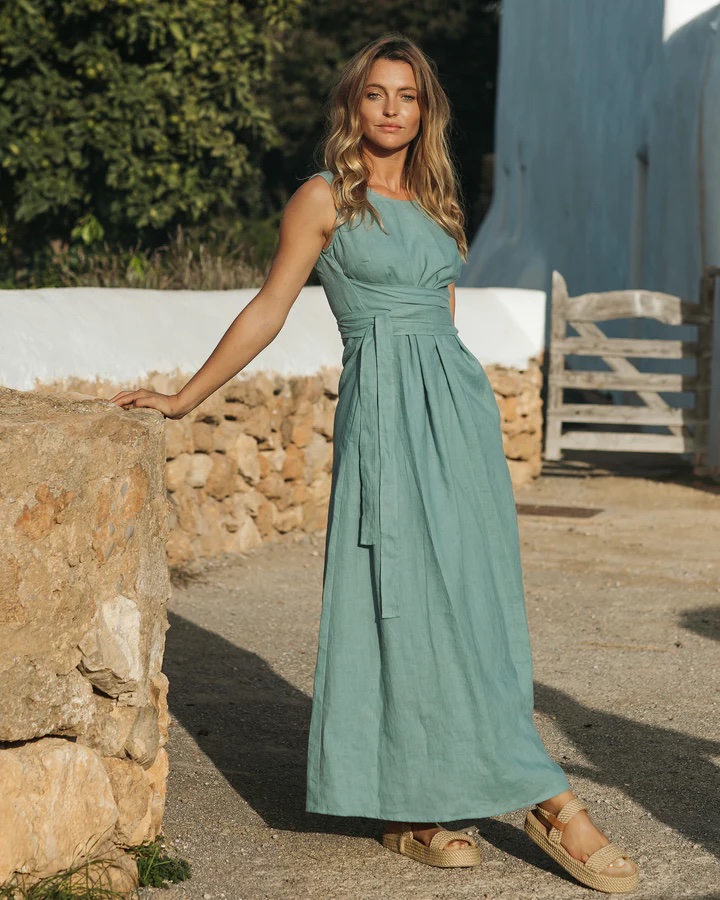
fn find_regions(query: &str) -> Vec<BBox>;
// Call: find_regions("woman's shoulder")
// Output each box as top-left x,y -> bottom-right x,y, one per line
307,169 -> 333,186
295,170 -> 335,206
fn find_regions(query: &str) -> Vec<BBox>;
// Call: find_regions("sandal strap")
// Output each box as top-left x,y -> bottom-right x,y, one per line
428,829 -> 476,850
584,841 -> 630,874
534,798 -> 588,843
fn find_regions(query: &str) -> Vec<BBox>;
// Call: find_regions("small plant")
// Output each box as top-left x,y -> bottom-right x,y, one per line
0,853 -> 126,900
0,834 -> 190,898
127,836 -> 191,890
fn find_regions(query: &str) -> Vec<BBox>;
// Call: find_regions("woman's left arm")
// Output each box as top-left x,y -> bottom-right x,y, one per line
448,282 -> 456,324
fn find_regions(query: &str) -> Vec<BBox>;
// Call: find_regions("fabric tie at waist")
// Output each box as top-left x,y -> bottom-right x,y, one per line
337,302 -> 458,619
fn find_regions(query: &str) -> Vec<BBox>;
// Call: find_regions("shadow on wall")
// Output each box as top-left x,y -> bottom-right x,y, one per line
164,610 -> 720,859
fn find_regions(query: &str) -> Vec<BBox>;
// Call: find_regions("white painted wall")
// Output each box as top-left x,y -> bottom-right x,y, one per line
0,286 -> 545,392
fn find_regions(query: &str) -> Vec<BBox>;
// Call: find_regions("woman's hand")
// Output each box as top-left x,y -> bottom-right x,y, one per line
108,388 -> 189,419
107,175 -> 334,422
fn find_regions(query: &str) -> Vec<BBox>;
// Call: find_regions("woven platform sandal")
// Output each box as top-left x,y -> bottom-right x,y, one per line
381,823 -> 482,868
525,798 -> 639,893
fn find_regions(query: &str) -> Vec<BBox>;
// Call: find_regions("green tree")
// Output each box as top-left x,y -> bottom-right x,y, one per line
0,0 -> 301,262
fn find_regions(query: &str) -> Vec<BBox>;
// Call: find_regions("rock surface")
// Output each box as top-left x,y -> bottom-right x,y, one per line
0,388 -> 172,893
0,738 -> 118,882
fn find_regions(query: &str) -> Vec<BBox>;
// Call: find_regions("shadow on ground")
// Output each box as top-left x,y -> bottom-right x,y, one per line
164,610 -> 376,840
678,604 -> 720,642
541,451 -> 720,498
532,683 -> 720,858
164,612 -> 720,861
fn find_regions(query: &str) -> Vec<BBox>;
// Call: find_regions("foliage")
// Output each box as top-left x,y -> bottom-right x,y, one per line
2,219 -> 272,290
0,853 -> 127,900
0,0 -> 302,260
0,0 -> 500,287
0,836 -> 191,899
127,836 -> 191,889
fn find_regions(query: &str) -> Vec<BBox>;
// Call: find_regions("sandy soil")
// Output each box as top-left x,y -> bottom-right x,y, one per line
139,453 -> 720,900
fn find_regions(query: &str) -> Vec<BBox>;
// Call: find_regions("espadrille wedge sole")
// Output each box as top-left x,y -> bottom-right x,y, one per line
381,825 -> 482,868
525,798 -> 639,893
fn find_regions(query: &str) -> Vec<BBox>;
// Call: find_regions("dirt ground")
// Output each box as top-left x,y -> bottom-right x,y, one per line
139,453 -> 720,900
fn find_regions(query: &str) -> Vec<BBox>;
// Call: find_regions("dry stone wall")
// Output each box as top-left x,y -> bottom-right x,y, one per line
0,388 -> 171,895
32,357 -> 544,568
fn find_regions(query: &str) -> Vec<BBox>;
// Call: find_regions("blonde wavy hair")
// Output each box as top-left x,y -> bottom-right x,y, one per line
312,33 -> 467,261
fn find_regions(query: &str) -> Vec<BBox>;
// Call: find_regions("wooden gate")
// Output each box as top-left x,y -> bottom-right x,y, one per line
544,270 -> 714,462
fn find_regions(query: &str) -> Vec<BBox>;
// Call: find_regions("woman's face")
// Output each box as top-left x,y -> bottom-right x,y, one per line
358,58 -> 421,154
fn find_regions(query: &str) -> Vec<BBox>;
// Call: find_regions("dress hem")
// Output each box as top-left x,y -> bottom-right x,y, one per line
305,772 -> 572,822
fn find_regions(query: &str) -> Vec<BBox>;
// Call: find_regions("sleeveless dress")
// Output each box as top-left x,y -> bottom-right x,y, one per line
305,169 -> 570,821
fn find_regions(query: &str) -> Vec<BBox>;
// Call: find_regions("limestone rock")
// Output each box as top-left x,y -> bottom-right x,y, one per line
275,505 -> 303,533
205,452 -> 236,500
76,694 -> 139,758
0,386 -> 173,886
165,453 -> 192,492
166,527 -> 195,566
164,419 -> 193,459
124,704 -> 160,767
506,458 -> 535,487
0,737 -> 119,883
261,445 -> 287,474
304,433 -> 333,482
169,484 -> 201,534
240,488 -> 265,518
150,671 -> 170,747
255,499 -> 277,538
503,431 -> 538,460
191,421 -> 214,453
146,746 -> 170,838
233,433 -> 261,483
78,594 -> 143,699
243,405 -> 272,441
220,516 -> 263,553
1,657 -> 93,743
281,444 -> 305,481
321,365 -> 341,398
225,372 -> 276,406
187,453 -> 213,488
313,395 -> 336,438
103,757 -> 154,847
213,418 -> 242,453
84,845 -> 139,896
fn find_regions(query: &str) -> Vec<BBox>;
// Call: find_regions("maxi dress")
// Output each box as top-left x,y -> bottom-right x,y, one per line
305,169 -> 570,822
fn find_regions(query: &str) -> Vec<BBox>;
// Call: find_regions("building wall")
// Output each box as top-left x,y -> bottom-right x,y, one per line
460,0 -> 720,302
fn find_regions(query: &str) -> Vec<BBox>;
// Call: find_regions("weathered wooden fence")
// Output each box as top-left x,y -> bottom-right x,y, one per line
545,270 -> 715,464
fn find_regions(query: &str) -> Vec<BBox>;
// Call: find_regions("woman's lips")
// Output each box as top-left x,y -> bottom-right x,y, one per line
377,124 -> 401,131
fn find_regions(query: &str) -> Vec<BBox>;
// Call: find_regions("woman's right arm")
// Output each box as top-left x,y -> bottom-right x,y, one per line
109,174 -> 336,418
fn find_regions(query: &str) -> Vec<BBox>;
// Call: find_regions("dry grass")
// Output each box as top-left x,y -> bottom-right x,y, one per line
46,224 -> 267,291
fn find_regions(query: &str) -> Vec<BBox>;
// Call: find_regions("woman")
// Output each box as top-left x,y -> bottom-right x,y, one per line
111,34 -> 639,894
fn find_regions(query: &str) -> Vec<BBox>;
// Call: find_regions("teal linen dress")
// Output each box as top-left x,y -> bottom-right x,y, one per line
305,169 -> 570,821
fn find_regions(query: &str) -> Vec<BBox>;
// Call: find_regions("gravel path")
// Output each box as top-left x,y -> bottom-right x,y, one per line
139,455 -> 720,900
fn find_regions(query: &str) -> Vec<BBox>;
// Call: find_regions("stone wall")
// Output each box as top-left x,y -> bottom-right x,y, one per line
0,388 -> 171,895
32,357 -> 544,568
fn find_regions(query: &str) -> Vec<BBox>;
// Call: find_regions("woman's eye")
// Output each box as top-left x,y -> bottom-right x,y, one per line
365,92 -> 416,101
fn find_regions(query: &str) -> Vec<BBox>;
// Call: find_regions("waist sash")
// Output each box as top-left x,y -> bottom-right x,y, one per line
336,296 -> 458,619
